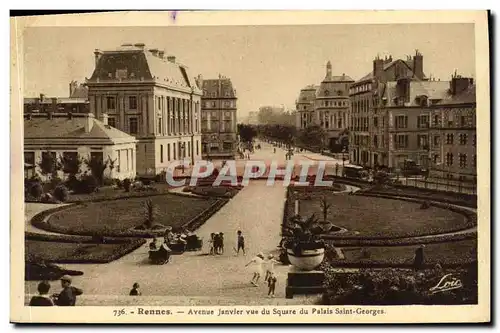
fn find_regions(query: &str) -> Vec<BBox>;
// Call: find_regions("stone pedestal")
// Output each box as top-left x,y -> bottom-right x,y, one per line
285,269 -> 325,299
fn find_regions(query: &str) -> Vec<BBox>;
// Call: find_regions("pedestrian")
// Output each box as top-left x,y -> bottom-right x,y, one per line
245,252 -> 265,286
209,233 -> 216,255
53,275 -> 83,306
264,254 -> 280,282
267,271 -> 278,298
213,233 -> 222,255
236,230 -> 245,255
29,281 -> 54,306
129,282 -> 141,296
219,232 -> 225,254
149,238 -> 157,250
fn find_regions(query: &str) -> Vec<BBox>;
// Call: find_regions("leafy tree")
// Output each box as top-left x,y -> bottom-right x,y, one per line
299,125 -> 326,149
58,153 -> 82,177
84,154 -> 109,185
320,196 -> 332,223
237,124 -> 258,144
38,151 -> 59,179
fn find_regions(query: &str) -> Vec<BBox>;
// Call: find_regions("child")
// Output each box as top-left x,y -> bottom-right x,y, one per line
264,254 -> 280,282
29,281 -> 54,306
236,230 -> 245,255
267,271 -> 277,298
219,232 -> 225,254
129,282 -> 141,296
245,252 -> 265,286
149,238 -> 157,250
209,233 -> 216,255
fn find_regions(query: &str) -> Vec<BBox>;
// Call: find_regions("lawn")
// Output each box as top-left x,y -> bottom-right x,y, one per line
338,239 -> 477,266
25,239 -> 145,264
297,194 -> 470,238
47,194 -> 217,235
67,183 -> 173,203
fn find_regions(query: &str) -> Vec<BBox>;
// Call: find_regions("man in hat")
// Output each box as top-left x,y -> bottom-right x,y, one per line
54,275 -> 83,306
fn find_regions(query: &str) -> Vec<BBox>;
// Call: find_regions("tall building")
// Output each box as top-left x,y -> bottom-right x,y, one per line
296,85 -> 318,129
315,61 -> 354,151
429,74 -> 476,182
200,75 -> 238,159
85,43 -> 203,176
349,51 -> 443,168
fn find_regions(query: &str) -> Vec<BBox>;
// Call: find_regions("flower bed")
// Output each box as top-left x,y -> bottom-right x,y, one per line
321,264 -> 478,305
324,232 -> 477,247
25,231 -> 140,244
25,238 -> 146,264
184,186 -> 241,198
327,239 -> 477,267
33,194 -> 218,237
294,193 -> 472,239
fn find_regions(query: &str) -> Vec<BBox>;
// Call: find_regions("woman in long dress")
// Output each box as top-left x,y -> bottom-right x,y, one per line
245,252 -> 265,286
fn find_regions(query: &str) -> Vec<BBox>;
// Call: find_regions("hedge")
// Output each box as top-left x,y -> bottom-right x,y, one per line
324,232 -> 477,247
25,231 -> 141,244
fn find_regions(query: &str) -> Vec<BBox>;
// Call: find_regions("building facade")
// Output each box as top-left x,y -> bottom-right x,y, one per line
200,76 -> 238,159
296,85 -> 318,130
85,43 -> 203,176
349,51 -> 432,168
429,76 -> 476,182
24,112 -> 137,180
315,62 -> 353,151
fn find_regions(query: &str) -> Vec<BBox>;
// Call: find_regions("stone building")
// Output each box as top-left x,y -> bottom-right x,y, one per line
315,61 -> 354,151
295,85 -> 318,130
24,112 -> 137,180
429,75 -> 476,182
85,43 -> 203,176
349,51 -> 436,168
200,75 -> 238,159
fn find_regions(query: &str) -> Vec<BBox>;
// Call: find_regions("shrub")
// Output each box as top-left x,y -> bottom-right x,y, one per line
102,177 -> 115,186
29,182 -> 43,200
65,174 -> 80,192
115,179 -> 123,188
79,175 -> 98,194
123,178 -> 132,192
53,184 -> 69,202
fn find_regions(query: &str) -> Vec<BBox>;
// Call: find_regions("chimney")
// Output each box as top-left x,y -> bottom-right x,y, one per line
158,50 -> 165,59
134,43 -> 145,49
84,113 -> 95,133
413,50 -> 424,79
373,55 -> 384,82
167,56 -> 176,63
100,113 -> 109,125
450,76 -> 471,95
94,49 -> 103,67
149,48 -> 159,56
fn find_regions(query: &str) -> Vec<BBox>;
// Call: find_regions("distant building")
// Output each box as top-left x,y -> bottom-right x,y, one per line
246,111 -> 259,125
24,112 -> 137,180
200,75 -> 238,159
314,61 -> 353,151
429,75 -> 476,182
85,43 -> 203,176
295,85 -> 318,129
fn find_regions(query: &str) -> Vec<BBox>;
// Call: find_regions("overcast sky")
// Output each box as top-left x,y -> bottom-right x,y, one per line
23,24 -> 475,117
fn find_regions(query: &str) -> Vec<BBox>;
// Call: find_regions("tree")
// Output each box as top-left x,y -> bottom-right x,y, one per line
237,124 -> 257,143
298,125 -> 326,149
84,154 -> 109,185
38,151 -> 59,180
58,153 -> 82,177
319,196 -> 332,223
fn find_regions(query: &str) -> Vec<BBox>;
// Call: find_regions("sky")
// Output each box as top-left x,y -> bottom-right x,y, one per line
22,24 -> 475,117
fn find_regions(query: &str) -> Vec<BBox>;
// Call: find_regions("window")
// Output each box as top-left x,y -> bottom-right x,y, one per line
225,111 -> 231,118
418,135 -> 428,148
90,152 -> 103,164
395,135 -> 409,149
129,117 -> 138,135
459,154 -> 467,168
433,135 -> 440,146
460,116 -> 466,127
373,135 -> 378,148
395,115 -> 408,129
196,140 -> 199,156
211,102 -> 216,108
446,153 -> 454,166
108,117 -> 116,128
157,117 -> 162,135
224,101 -> 231,108
157,97 -> 161,110
106,96 -> 116,110
433,154 -> 440,165
129,96 -> 137,109
417,115 -> 430,128
223,142 -> 232,151
205,101 -> 211,108
459,134 -> 468,145
434,115 -> 440,127
167,144 -> 171,161
446,134 -> 454,145
373,117 -> 378,128
211,111 -> 217,118
160,145 -> 164,163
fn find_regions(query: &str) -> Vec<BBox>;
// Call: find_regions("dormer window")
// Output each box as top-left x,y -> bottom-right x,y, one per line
324,90 -> 330,96
337,90 -> 343,96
